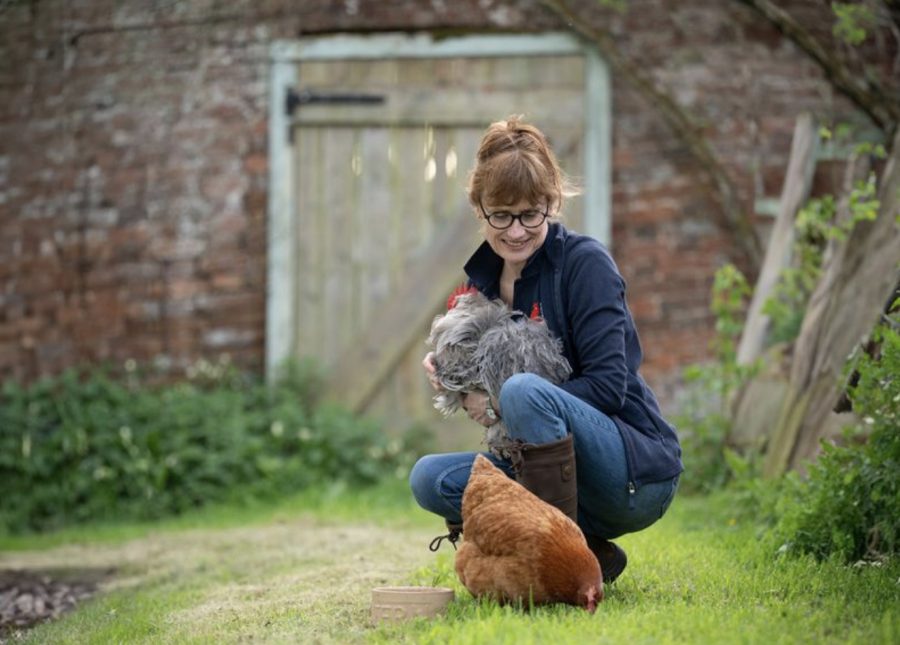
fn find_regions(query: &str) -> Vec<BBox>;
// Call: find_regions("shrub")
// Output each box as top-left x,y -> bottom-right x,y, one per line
773,307 -> 899,563
672,365 -> 733,495
0,359 -> 433,533
674,264 -> 757,494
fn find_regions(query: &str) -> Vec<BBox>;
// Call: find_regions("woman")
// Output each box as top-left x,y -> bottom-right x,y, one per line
409,116 -> 682,584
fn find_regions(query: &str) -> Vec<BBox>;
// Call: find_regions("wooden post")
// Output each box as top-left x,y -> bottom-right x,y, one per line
737,114 -> 818,366
763,129 -> 900,476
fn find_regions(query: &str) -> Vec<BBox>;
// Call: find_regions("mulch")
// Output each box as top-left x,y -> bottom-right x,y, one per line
0,569 -> 110,642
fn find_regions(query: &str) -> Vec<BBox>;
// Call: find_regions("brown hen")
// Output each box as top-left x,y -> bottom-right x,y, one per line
455,454 -> 603,612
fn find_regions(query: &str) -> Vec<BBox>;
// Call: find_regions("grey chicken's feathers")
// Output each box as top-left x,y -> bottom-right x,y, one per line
427,291 -> 572,458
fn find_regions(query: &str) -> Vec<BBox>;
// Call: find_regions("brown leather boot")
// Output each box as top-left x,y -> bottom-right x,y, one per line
510,434 -> 578,523
513,434 -> 628,583
585,535 -> 628,584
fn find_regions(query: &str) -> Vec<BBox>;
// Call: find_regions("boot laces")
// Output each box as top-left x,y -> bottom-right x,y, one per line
507,439 -> 529,475
428,527 -> 462,552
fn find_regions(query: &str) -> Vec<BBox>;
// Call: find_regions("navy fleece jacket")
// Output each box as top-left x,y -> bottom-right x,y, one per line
463,222 -> 683,489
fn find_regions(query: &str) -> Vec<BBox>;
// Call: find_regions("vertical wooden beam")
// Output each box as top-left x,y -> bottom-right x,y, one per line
266,44 -> 298,381
584,46 -> 612,247
737,113 -> 818,366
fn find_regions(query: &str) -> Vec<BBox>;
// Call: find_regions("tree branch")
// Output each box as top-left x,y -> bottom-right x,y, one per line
737,0 -> 900,135
540,0 -> 763,268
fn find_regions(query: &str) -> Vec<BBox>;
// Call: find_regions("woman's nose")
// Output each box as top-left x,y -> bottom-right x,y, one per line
506,220 -> 527,237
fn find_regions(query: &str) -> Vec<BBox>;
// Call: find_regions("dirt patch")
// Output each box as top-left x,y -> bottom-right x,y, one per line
0,568 -> 112,642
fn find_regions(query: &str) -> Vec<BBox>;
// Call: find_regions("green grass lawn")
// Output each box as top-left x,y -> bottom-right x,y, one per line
2,478 -> 898,644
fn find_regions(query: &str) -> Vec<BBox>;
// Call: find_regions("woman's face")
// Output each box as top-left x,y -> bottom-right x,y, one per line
479,197 -> 551,269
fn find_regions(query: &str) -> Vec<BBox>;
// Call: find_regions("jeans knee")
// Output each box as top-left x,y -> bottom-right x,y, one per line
408,454 -> 467,523
408,455 -> 437,511
499,373 -> 549,423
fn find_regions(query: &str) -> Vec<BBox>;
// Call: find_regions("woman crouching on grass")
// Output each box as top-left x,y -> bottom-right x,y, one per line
409,115 -> 683,584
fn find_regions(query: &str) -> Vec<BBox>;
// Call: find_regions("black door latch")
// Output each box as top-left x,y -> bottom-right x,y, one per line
286,88 -> 386,116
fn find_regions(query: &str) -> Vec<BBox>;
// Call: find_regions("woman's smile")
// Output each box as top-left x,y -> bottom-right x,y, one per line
481,198 -> 550,270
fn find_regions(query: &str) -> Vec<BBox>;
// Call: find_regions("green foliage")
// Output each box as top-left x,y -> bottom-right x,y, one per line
671,122 -> 895,562
774,308 -> 900,563
709,263 -> 753,397
832,2 -> 876,45
596,0 -> 629,12
672,366 -> 732,495
0,359 -> 432,534
762,195 -> 832,343
675,264 -> 757,494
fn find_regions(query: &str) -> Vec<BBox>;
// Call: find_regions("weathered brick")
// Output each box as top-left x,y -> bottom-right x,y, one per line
0,0 -> 894,416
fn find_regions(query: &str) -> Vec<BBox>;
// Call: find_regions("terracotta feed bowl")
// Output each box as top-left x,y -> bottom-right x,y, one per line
370,586 -> 455,622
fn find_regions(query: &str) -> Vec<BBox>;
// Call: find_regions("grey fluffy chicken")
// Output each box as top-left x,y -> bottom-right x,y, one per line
427,290 -> 572,459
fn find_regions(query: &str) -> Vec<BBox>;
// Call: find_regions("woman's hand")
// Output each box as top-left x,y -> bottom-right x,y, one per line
422,352 -> 442,392
462,390 -> 501,427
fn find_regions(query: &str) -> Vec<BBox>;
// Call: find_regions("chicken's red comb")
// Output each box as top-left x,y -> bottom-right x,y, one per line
447,284 -> 479,310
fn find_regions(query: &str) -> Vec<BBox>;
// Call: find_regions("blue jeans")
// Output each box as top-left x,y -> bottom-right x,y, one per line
409,373 -> 679,539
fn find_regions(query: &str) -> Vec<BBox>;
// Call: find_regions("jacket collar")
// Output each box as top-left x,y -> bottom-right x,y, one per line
464,222 -> 567,291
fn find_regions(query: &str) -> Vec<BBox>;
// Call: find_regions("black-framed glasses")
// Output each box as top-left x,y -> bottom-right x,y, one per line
478,201 -> 549,230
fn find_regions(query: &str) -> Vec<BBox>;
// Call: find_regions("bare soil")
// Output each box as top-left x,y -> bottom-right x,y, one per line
0,568 -> 111,640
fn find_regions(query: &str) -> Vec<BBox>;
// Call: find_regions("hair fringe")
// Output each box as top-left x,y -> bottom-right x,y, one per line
467,115 -> 581,214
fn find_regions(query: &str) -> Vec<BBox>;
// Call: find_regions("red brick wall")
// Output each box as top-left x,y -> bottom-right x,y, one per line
0,0 -> 892,407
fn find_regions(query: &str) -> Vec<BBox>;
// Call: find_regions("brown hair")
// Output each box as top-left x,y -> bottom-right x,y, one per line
467,115 -> 579,215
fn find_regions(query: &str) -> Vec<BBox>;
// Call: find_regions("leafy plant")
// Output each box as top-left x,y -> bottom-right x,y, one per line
0,358 -> 433,534
773,305 -> 899,563
709,263 -> 754,403
675,264 -> 756,494
831,2 -> 876,45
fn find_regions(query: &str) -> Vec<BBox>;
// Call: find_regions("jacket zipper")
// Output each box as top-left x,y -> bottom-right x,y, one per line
549,231 -> 639,513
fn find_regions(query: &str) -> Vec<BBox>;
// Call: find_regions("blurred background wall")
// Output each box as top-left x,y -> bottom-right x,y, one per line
0,0 -> 890,418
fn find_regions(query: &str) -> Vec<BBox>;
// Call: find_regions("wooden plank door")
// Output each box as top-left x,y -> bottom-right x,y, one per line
288,53 -> 586,435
